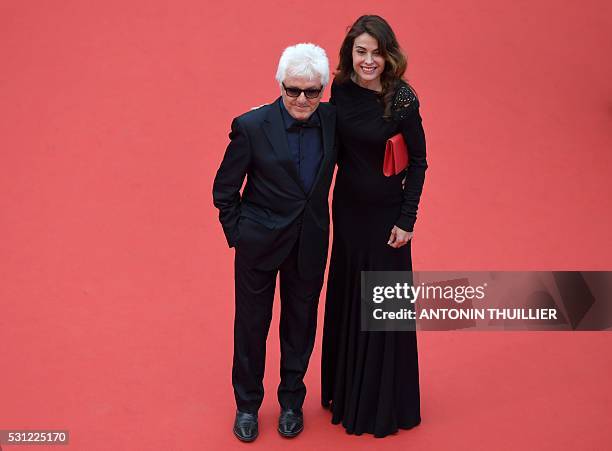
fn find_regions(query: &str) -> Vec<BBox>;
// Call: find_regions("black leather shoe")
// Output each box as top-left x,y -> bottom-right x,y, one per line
233,410 -> 258,442
278,408 -> 303,438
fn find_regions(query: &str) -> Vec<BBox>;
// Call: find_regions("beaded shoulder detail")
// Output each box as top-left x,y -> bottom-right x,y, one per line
392,84 -> 419,121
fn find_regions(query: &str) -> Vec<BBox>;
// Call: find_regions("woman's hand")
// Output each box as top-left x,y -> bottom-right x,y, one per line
387,225 -> 413,248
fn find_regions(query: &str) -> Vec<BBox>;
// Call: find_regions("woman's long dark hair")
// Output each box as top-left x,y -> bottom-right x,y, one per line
336,15 -> 412,119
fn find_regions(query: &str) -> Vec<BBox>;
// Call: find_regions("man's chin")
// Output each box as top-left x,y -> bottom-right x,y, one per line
293,110 -> 314,120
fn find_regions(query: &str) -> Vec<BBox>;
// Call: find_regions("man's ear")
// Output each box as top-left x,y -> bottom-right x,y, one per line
250,104 -> 268,110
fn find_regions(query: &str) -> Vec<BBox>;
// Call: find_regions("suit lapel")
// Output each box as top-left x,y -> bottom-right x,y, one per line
262,98 -> 307,194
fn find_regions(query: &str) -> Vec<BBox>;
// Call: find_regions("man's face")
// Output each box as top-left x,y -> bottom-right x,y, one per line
281,75 -> 324,121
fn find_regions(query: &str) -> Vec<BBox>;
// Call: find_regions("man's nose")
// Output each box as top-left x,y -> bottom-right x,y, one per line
298,92 -> 307,101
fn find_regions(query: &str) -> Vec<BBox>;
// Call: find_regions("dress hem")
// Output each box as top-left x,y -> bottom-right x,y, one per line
323,400 -> 422,438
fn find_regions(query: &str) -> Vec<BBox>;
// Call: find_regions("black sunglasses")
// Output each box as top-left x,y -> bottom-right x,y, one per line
282,82 -> 323,99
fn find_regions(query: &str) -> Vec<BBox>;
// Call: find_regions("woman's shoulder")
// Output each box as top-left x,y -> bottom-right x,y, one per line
329,77 -> 354,106
331,77 -> 350,93
392,81 -> 420,121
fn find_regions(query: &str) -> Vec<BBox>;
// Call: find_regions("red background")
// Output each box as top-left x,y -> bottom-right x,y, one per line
1,1 -> 611,449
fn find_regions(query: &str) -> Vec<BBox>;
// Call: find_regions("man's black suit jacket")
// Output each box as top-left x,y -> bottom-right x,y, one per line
212,97 -> 337,279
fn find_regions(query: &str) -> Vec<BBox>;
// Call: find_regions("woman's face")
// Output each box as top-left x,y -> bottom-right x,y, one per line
352,33 -> 386,84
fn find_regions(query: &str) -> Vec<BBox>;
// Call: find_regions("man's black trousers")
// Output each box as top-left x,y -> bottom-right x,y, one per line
232,241 -> 324,413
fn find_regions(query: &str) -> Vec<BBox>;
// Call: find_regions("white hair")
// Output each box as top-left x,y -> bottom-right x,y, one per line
275,43 -> 330,87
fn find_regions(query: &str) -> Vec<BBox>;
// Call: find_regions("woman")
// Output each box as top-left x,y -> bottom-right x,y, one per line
321,15 -> 428,437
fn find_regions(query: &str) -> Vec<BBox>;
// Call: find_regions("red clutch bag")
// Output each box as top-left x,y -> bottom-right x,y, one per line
383,133 -> 409,176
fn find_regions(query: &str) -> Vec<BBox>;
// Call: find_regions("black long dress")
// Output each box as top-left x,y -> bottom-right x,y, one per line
321,78 -> 428,438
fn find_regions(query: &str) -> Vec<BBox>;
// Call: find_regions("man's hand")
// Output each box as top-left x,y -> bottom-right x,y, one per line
387,225 -> 413,248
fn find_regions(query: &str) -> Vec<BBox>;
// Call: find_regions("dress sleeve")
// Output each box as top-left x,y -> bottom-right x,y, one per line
393,85 -> 428,232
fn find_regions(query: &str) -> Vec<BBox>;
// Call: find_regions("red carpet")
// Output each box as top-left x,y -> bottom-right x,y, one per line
1,1 -> 611,449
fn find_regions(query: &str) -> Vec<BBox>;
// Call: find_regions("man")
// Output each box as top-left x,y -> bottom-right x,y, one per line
212,43 -> 336,442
